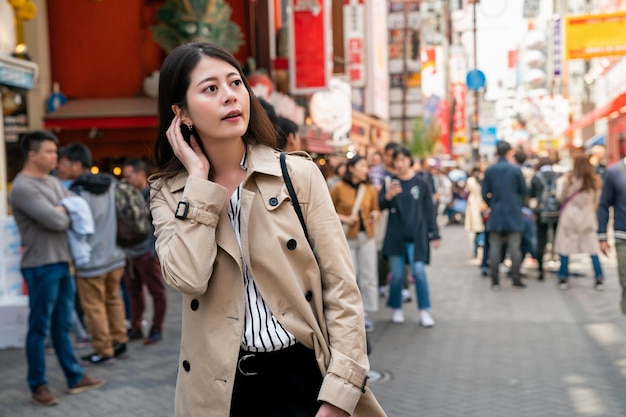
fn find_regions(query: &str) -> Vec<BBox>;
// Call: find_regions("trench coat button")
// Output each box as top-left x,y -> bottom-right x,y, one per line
190,299 -> 199,311
269,197 -> 279,206
182,360 -> 190,372
286,239 -> 297,250
305,290 -> 313,302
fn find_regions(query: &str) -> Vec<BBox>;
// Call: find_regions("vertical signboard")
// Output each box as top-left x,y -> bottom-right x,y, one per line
552,16 -> 561,76
289,0 -> 332,94
364,0 -> 389,120
344,0 -> 365,87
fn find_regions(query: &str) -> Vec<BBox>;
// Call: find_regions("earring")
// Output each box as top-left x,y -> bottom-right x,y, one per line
186,123 -> 193,131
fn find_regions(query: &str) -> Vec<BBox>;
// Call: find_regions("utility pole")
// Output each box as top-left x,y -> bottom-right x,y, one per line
468,0 -> 480,162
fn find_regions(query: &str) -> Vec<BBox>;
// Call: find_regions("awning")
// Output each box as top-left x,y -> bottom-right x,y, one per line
584,133 -> 605,148
561,92 -> 626,136
44,98 -> 158,130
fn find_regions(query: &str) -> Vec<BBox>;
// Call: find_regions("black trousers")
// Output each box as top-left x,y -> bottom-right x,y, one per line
230,343 -> 323,417
536,220 -> 558,272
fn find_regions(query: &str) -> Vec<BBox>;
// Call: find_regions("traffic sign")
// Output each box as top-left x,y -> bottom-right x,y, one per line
466,69 -> 486,91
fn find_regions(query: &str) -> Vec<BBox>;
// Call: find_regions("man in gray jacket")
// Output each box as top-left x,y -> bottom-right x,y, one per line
59,143 -> 128,365
10,132 -> 104,405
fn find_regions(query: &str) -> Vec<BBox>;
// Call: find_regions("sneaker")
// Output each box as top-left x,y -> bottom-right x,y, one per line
512,282 -> 527,289
113,343 -> 127,358
74,336 -> 91,349
80,352 -> 116,366
481,266 -> 489,277
364,317 -> 374,332
401,289 -> 412,303
419,310 -> 435,328
144,328 -> 162,345
391,309 -> 405,324
67,374 -> 105,395
127,328 -> 143,341
594,280 -> 604,291
32,385 -> 59,406
558,280 -> 568,290
491,284 -> 501,291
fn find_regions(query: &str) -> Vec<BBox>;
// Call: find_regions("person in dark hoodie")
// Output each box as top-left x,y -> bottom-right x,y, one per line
58,144 -> 128,366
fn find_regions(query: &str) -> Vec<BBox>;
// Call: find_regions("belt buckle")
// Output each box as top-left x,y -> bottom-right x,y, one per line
237,353 -> 258,376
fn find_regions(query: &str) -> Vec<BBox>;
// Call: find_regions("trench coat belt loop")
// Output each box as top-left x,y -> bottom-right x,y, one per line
237,354 -> 258,376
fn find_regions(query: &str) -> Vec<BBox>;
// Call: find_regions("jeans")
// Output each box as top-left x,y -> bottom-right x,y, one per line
22,262 -> 84,391
387,243 -> 431,310
558,254 -> 603,280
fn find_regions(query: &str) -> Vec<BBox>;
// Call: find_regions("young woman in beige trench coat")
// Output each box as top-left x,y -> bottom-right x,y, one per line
148,42 -> 386,417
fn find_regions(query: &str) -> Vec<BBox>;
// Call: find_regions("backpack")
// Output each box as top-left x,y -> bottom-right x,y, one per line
114,181 -> 151,247
536,173 -> 560,223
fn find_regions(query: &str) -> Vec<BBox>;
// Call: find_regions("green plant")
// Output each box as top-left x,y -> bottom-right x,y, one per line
151,0 -> 244,54
409,117 -> 441,158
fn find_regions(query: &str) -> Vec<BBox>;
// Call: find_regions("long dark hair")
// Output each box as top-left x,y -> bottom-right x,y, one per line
153,42 -> 276,180
572,154 -> 600,192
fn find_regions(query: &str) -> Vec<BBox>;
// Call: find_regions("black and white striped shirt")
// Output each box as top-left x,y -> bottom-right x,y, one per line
227,158 -> 297,352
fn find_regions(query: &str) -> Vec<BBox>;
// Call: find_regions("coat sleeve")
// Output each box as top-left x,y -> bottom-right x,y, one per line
296,160 -> 371,415
150,177 -> 228,295
597,171 -> 614,240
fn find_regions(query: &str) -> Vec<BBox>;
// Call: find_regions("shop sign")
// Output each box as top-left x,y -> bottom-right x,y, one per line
289,0 -> 332,94
2,86 -> 28,143
0,62 -> 34,90
565,11 -> 626,59
343,0 -> 365,87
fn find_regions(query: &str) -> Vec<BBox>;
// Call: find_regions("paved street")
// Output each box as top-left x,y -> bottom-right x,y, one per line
1,224 -> 626,416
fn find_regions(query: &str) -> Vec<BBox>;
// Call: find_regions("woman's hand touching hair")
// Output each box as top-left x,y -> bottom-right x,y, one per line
166,116 -> 210,179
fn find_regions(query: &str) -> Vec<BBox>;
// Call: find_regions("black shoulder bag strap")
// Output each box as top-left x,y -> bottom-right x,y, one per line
279,152 -> 310,244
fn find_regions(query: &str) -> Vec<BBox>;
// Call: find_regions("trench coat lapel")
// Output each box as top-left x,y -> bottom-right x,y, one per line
215,205 -> 243,269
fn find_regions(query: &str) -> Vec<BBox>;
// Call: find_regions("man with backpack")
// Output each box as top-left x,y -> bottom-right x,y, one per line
58,144 -> 128,365
530,157 -> 561,281
121,158 -> 167,345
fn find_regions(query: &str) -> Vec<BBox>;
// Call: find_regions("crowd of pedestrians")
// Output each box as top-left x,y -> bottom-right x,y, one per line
8,133 -> 173,406
324,138 -> 626,331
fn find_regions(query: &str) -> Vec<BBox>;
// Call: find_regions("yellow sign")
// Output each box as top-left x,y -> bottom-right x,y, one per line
565,12 -> 626,60
537,138 -> 560,151
452,135 -> 467,144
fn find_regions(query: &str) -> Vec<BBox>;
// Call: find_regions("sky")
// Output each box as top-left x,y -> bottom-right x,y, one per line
473,0 -> 553,99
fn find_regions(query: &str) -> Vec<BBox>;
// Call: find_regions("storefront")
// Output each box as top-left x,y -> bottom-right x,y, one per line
0,53 -> 37,348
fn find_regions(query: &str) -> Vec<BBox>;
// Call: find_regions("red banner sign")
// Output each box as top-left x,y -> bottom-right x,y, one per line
289,0 -> 332,94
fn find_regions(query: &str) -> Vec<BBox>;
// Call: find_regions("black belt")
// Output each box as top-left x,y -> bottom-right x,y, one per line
237,343 -> 312,377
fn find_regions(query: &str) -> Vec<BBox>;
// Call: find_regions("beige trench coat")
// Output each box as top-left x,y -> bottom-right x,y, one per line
150,145 -> 386,417
553,176 -> 600,256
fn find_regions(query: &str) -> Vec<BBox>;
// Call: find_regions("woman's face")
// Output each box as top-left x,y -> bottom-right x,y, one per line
349,159 -> 369,183
182,56 -> 251,143
394,154 -> 412,175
